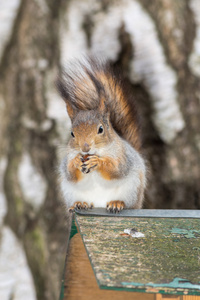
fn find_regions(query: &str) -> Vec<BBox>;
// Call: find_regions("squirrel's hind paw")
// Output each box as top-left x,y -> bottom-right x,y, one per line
107,201 -> 125,213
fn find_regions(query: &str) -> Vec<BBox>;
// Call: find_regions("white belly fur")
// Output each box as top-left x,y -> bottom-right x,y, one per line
60,167 -> 141,208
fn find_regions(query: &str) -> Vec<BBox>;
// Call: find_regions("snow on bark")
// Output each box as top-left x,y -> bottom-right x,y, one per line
123,0 -> 185,143
18,153 -> 47,210
91,5 -> 122,61
0,226 -> 36,300
59,0 -> 95,62
59,0 -> 185,143
189,0 -> 200,77
0,159 -> 36,300
0,0 -> 21,62
45,69 -> 72,157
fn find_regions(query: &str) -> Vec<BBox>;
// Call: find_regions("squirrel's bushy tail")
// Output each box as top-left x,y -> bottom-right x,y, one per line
56,57 -> 141,151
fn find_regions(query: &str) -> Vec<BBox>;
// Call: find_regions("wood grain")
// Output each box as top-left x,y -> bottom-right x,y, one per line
64,233 -> 155,300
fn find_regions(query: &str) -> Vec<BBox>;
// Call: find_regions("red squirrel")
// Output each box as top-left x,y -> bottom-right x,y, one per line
57,57 -> 146,213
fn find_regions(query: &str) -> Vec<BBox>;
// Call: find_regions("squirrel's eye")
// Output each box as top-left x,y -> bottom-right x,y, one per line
71,131 -> 75,138
98,125 -> 104,134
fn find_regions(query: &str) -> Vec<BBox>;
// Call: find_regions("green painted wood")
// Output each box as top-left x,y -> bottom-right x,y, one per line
75,208 -> 200,218
75,213 -> 200,295
59,215 -> 78,300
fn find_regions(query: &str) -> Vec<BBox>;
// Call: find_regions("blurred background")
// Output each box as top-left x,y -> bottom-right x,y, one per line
0,0 -> 200,299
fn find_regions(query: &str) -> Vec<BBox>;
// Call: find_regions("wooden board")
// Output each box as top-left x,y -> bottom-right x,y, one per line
75,213 -> 200,296
64,232 -> 155,300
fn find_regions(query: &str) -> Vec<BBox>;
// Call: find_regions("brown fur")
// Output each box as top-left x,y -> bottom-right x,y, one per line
98,156 -> 122,180
69,116 -> 113,154
78,154 -> 125,181
68,201 -> 92,212
56,57 -> 141,151
67,155 -> 83,182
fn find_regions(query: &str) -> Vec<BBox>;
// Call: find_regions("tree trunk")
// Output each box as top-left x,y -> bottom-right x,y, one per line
0,0 -> 200,299
0,1 -> 68,299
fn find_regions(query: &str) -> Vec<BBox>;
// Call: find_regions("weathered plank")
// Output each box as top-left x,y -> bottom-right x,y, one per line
64,232 -> 154,300
75,213 -> 200,295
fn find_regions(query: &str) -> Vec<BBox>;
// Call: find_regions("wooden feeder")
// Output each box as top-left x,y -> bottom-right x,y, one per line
60,209 -> 200,300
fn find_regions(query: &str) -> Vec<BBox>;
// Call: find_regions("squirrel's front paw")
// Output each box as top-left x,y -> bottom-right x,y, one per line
73,154 -> 84,171
107,201 -> 125,213
81,155 -> 99,174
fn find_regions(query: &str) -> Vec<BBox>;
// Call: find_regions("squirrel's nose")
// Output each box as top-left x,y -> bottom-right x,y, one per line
82,143 -> 90,153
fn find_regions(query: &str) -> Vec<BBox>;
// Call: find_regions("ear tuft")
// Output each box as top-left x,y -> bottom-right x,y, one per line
99,96 -> 107,114
56,76 -> 70,101
56,75 -> 78,121
66,103 -> 77,121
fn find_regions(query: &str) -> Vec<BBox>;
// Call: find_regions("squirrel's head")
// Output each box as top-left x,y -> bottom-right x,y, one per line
67,97 -> 113,155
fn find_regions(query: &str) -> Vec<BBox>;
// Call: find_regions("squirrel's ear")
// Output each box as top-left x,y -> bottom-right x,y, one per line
66,102 -> 77,121
99,96 -> 110,124
99,96 -> 108,114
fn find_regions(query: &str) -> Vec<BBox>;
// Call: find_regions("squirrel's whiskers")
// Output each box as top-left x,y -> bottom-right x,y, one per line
56,57 -> 146,213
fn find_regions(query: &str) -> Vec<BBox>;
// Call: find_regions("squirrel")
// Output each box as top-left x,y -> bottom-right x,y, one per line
56,57 -> 146,213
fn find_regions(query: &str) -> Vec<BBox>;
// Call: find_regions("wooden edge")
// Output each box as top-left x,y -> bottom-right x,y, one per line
156,294 -> 200,299
62,216 -> 200,300
75,208 -> 200,219
64,232 -> 155,300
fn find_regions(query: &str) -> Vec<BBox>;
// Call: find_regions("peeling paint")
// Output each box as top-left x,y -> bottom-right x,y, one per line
18,153 -> 47,210
121,277 -> 200,292
171,228 -> 200,238
0,226 -> 36,300
76,215 -> 200,295
189,0 -> 200,77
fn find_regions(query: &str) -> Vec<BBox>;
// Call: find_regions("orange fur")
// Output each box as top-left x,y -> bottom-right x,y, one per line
98,157 -> 121,180
56,57 -> 141,151
68,157 -> 83,182
57,58 -> 146,211
97,72 -> 141,151
69,201 -> 92,212
107,200 -> 125,212
80,155 -> 122,181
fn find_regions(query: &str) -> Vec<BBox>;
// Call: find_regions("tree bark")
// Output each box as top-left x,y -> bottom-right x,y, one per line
0,1 -> 68,299
0,0 -> 200,299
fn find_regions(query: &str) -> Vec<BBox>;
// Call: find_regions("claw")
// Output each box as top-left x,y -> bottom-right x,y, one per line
107,201 -> 125,213
74,201 -> 83,210
70,201 -> 93,211
83,202 -> 89,210
81,167 -> 87,174
68,207 -> 75,213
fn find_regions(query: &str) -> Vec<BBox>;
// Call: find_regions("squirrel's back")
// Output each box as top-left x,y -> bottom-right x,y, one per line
56,57 -> 141,151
